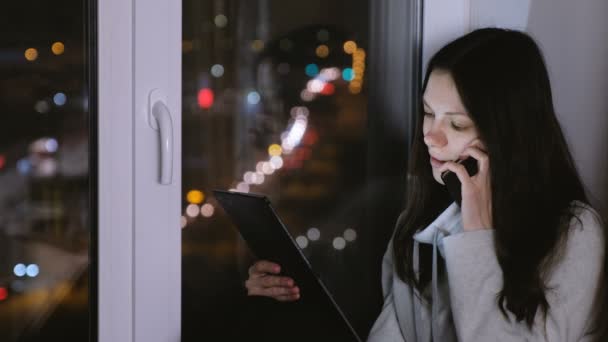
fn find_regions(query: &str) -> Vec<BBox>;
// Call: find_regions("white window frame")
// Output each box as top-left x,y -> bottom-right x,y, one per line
98,0 -> 182,341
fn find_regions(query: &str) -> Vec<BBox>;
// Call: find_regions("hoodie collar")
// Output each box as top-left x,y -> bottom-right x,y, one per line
413,202 -> 463,246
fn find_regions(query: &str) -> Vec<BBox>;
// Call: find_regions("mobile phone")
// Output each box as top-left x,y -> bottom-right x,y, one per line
440,157 -> 479,206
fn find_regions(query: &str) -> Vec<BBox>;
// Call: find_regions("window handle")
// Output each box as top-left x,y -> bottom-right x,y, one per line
148,89 -> 173,185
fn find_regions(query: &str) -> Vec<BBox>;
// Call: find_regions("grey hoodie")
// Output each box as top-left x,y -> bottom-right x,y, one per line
367,201 -> 605,341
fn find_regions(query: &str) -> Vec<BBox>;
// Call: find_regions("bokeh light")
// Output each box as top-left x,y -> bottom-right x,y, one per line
26,264 -> 39,277
14,264 -> 27,277
24,48 -> 38,61
180,216 -> 187,229
34,100 -> 50,113
268,144 -> 282,157
200,203 -> 215,217
333,237 -> 346,250
305,63 -> 319,77
296,236 -> 309,249
211,64 -> 224,78
307,228 -> 320,241
51,42 -> 65,55
214,14 -> 228,28
197,88 -> 214,109
251,40 -> 264,52
0,155 -> 5,169
342,68 -> 355,81
344,228 -> 357,242
0,287 -> 7,301
247,91 -> 261,105
343,41 -> 357,54
186,190 -> 205,204
186,204 -> 200,217
53,92 -> 67,106
316,45 -> 329,58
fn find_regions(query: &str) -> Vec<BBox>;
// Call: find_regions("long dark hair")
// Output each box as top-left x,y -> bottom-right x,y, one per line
393,27 -> 606,332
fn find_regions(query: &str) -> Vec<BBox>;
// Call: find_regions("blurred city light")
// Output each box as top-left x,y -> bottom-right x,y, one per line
17,159 -> 31,175
300,89 -> 315,102
320,67 -> 341,81
290,106 -> 309,118
344,228 -> 357,242
180,216 -> 187,229
251,40 -> 264,52
343,41 -> 357,54
0,287 -> 7,301
243,171 -> 255,184
305,63 -> 319,77
320,83 -> 335,95
200,203 -> 214,217
0,155 -> 5,169
306,228 -> 320,241
332,237 -> 346,250
25,48 -> 38,61
210,64 -> 224,78
316,45 -> 329,58
261,162 -> 274,174
51,42 -> 65,55
270,156 -> 284,169
247,91 -> 261,105
197,88 -> 214,109
53,92 -> 67,106
307,79 -> 325,93
14,264 -> 27,277
214,14 -> 228,28
34,100 -> 50,113
342,68 -> 355,81
268,144 -> 282,156
236,182 -> 250,193
186,190 -> 205,204
186,204 -> 200,217
296,236 -> 309,249
26,264 -> 39,277
45,138 -> 59,153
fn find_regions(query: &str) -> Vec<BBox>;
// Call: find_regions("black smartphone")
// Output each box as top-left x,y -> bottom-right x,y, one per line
440,157 -> 479,207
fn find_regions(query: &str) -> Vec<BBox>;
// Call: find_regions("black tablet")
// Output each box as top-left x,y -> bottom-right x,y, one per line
213,189 -> 361,342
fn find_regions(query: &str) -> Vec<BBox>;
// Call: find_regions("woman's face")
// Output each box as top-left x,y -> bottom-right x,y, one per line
422,70 -> 481,185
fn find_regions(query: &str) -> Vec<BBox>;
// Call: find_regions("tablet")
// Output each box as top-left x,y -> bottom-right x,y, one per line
213,189 -> 362,342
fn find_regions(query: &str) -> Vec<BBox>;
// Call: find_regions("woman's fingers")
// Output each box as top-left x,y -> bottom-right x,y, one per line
247,283 -> 300,298
460,146 -> 490,174
248,260 -> 281,277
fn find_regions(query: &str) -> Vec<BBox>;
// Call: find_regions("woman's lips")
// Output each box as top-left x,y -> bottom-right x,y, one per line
430,156 -> 446,168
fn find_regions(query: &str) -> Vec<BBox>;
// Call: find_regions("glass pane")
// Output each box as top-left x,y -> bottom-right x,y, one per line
182,1 -> 405,340
0,1 -> 92,341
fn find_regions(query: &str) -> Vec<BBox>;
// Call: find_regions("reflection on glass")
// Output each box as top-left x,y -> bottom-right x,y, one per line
182,0 -> 372,340
0,1 -> 90,341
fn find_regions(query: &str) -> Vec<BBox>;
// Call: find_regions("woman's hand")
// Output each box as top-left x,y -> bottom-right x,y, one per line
245,260 -> 300,302
438,140 -> 493,232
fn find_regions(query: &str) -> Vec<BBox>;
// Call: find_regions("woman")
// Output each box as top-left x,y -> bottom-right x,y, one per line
245,28 -> 607,341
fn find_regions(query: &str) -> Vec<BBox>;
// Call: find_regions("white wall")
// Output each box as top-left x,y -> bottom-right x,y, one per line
423,0 -> 608,215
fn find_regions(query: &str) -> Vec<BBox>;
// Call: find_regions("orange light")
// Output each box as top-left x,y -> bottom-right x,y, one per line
316,45 -> 329,58
186,190 -> 205,204
343,41 -> 357,54
25,48 -> 38,61
197,88 -> 214,109
51,42 -> 65,55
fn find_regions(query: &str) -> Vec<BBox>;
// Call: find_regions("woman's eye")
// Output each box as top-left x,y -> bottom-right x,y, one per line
451,122 -> 465,130
423,112 -> 434,117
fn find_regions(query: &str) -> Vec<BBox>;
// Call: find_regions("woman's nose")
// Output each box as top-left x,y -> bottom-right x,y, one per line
423,127 -> 447,147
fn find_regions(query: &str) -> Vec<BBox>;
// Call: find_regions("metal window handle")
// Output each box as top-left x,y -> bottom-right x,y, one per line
148,89 -> 173,185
